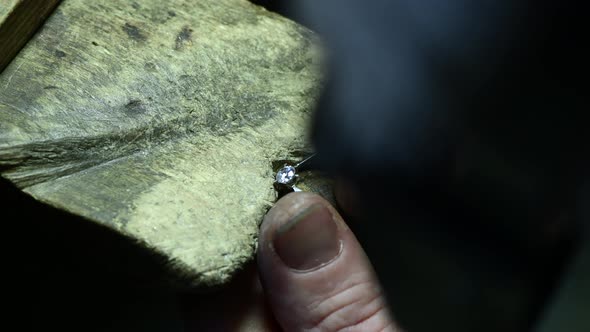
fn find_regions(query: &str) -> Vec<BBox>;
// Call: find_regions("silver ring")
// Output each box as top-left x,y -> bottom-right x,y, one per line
274,154 -> 316,192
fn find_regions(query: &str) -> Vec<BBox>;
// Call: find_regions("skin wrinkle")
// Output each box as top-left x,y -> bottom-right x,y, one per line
305,278 -> 375,316
343,300 -> 390,331
306,281 -> 386,331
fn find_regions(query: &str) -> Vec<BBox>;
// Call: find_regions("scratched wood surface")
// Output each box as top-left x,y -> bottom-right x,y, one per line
0,0 -> 61,72
0,0 -> 322,288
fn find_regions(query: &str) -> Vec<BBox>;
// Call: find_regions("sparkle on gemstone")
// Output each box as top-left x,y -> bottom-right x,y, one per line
276,166 -> 297,184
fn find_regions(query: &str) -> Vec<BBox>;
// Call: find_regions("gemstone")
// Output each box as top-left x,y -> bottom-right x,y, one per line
275,165 -> 296,184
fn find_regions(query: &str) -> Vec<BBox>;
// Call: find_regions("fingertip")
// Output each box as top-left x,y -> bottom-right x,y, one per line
257,192 -> 396,331
257,192 -> 345,285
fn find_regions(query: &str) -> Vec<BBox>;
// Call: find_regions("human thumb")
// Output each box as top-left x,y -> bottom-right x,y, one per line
257,192 -> 400,332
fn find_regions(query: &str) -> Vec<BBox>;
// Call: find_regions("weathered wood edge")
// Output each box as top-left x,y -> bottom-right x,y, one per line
0,0 -> 61,73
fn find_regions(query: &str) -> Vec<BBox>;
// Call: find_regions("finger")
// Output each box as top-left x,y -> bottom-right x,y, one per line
257,192 -> 400,332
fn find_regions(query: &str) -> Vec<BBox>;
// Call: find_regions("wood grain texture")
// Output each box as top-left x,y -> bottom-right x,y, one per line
0,0 -> 61,72
0,0 -> 322,288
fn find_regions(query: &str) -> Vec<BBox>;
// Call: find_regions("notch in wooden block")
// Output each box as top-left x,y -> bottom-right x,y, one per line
0,0 -> 61,73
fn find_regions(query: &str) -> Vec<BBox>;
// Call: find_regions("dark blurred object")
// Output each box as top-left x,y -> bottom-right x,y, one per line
0,177 -> 184,331
281,0 -> 587,331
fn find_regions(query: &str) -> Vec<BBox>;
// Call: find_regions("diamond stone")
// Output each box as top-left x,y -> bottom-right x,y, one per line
275,166 -> 296,184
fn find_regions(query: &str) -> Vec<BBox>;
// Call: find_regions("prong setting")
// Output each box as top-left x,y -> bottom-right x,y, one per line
274,154 -> 315,193
275,165 -> 297,185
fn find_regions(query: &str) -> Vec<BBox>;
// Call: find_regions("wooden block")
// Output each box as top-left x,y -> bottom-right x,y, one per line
0,0 -> 61,72
0,0 -> 322,288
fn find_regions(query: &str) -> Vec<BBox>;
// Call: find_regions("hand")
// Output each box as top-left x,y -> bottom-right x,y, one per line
256,191 -> 400,331
183,191 -> 401,331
